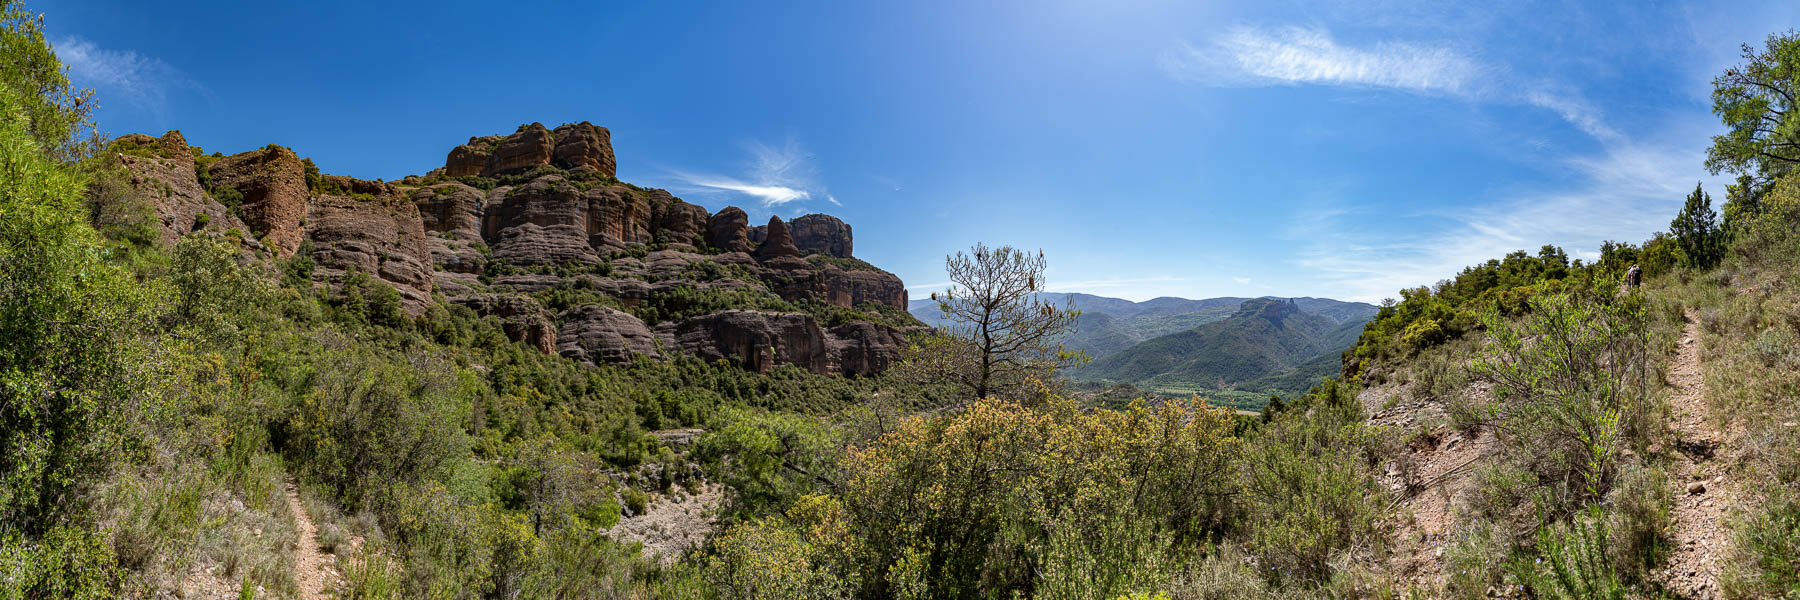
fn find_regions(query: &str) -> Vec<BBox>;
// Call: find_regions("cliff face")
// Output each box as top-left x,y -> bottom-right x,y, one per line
112,121 -> 916,376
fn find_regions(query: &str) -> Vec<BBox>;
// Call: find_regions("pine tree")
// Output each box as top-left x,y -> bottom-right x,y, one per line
1670,182 -> 1724,269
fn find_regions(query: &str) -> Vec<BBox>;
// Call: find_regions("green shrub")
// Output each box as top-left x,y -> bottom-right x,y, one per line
1509,508 -> 1626,600
1472,286 -> 1653,515
0,526 -> 121,599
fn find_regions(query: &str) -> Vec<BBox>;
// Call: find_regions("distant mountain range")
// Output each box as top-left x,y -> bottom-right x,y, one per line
907,292 -> 1377,397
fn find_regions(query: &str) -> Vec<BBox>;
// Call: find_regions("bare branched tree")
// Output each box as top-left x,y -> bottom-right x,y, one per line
901,243 -> 1084,402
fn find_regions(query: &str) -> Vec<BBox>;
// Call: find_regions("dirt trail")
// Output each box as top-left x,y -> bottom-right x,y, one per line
284,478 -> 337,600
1659,312 -> 1734,599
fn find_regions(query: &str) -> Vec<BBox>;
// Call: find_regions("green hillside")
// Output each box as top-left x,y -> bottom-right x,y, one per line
1077,298 -> 1342,389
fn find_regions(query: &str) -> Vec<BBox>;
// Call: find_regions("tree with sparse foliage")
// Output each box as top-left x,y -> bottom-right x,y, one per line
900,243 -> 1083,402
1707,30 -> 1800,185
1671,182 -> 1725,270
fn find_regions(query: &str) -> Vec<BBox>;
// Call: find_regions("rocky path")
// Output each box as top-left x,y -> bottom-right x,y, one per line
1658,312 -> 1734,599
284,478 -> 336,600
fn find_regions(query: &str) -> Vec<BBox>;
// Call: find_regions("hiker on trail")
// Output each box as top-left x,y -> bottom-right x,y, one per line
1627,264 -> 1642,290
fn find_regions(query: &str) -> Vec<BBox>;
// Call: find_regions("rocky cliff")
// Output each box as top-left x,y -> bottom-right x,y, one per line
111,121 -> 916,376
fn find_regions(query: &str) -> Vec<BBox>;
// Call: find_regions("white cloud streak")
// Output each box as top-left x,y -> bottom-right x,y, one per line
1167,26 -> 1478,94
671,138 -> 835,210
1163,25 -> 1615,141
674,173 -> 809,206
53,36 -> 191,118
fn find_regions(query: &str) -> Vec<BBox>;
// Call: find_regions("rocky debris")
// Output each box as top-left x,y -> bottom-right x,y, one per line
707,206 -> 751,252
652,191 -> 709,250
789,214 -> 853,258
207,144 -> 309,257
110,131 -> 246,245
551,122 -> 616,177
1686,481 -> 1707,495
486,122 -> 555,175
451,294 -> 556,354
752,216 -> 800,260
304,193 -> 435,312
558,305 -> 663,365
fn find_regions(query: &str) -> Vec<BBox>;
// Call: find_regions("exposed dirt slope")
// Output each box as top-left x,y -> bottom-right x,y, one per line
285,479 -> 338,600
1657,312 -> 1737,599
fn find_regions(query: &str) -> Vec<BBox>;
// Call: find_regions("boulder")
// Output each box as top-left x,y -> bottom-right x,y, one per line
707,206 -> 750,252
558,305 -> 663,365
207,144 -> 309,257
672,310 -> 830,374
551,122 -> 616,177
451,294 -> 557,354
752,216 -> 800,260
304,193 -> 435,312
485,123 -> 555,175
790,214 -> 853,258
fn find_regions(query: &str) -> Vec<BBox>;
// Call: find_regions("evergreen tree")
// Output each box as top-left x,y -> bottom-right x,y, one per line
1671,182 -> 1725,270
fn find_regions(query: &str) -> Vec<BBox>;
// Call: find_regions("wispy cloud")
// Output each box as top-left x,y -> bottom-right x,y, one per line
53,36 -> 196,119
673,173 -> 809,205
1164,26 -> 1478,94
1232,276 -> 1253,285
671,138 -> 834,210
1293,139 -> 1717,302
1163,25 -> 1615,141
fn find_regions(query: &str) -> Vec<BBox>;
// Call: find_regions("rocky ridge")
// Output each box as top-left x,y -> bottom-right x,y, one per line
112,121 -> 915,376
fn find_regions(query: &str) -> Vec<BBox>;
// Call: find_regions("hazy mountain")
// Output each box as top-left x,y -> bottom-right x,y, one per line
1075,298 -> 1375,395
909,292 -> 1376,365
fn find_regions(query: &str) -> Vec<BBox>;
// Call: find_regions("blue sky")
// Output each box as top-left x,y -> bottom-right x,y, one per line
42,0 -> 1800,302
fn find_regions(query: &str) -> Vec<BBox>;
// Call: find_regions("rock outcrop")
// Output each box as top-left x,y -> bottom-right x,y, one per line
790,214 -> 853,258
753,216 -> 800,260
486,123 -> 555,175
206,144 -> 309,257
106,119 -> 915,375
441,122 -> 617,180
672,311 -> 831,374
110,131 -> 246,245
559,305 -> 663,365
488,176 -> 601,265
305,192 -> 435,311
653,192 -> 709,250
452,294 -> 557,354
828,322 -> 907,376
551,122 -> 616,177
668,310 -> 907,376
707,206 -> 750,252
